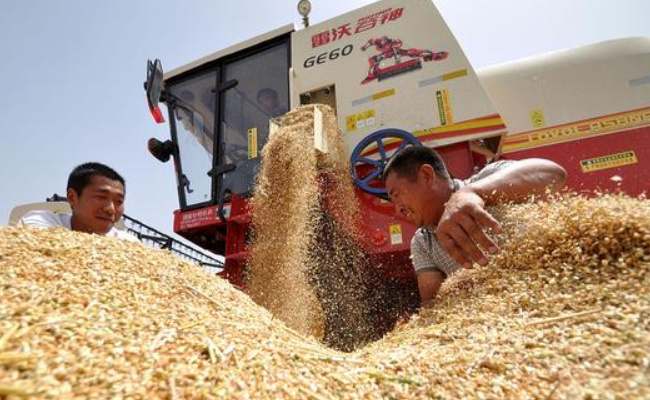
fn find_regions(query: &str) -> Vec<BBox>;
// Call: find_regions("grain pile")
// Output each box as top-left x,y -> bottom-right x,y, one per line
1,192 -> 649,399
374,194 -> 650,399
247,105 -> 378,350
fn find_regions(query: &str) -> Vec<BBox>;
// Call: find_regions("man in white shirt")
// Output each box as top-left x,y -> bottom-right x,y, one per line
383,147 -> 566,307
19,162 -> 138,242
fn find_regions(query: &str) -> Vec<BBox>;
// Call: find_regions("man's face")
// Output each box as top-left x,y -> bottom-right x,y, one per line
258,94 -> 278,114
67,175 -> 125,235
385,166 -> 446,227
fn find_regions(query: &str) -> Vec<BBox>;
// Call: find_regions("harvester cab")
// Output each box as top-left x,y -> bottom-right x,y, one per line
145,0 -> 507,286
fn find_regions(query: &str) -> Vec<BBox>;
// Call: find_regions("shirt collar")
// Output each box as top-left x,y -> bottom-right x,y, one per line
452,178 -> 464,192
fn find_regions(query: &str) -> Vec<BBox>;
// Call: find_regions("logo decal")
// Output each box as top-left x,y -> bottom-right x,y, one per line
360,36 -> 448,85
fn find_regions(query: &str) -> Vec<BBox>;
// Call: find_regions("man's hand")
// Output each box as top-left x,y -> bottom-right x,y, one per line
436,188 -> 502,268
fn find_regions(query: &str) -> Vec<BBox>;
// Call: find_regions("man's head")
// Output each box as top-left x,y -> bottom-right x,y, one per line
66,162 -> 126,235
256,88 -> 279,115
383,146 -> 453,227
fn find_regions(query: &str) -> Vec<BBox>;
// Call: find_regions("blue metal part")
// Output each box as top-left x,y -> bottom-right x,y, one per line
349,128 -> 422,196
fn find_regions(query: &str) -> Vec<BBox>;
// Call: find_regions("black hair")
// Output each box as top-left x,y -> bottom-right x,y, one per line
256,87 -> 278,103
67,162 -> 125,195
383,146 -> 451,182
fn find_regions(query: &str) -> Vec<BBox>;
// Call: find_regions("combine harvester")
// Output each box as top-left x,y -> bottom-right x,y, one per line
144,0 -> 650,293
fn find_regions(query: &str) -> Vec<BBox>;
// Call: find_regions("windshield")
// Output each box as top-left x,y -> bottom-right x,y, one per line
219,42 -> 289,199
164,39 -> 290,209
168,69 -> 217,207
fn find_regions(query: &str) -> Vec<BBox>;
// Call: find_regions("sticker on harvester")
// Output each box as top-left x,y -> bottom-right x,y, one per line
247,127 -> 258,159
389,223 -> 403,245
580,151 -> 638,173
346,109 -> 376,132
530,109 -> 546,128
436,89 -> 453,126
351,89 -> 396,107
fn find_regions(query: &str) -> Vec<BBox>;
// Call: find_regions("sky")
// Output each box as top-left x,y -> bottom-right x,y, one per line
1,0 -> 649,239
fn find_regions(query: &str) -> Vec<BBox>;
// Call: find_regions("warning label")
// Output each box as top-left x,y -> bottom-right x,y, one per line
346,109 -> 376,132
436,89 -> 453,126
247,127 -> 258,159
580,151 -> 637,173
529,109 -> 546,128
389,223 -> 403,246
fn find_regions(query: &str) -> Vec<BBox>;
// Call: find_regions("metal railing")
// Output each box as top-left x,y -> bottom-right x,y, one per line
122,214 -> 223,273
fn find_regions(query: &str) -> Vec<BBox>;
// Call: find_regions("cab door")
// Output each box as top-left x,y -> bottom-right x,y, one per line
216,39 -> 290,201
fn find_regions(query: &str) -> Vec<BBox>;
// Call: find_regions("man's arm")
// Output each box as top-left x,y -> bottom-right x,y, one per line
464,158 -> 567,204
437,159 -> 566,268
417,270 -> 445,308
410,229 -> 455,308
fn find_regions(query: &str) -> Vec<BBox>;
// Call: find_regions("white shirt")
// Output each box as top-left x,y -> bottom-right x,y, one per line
19,210 -> 139,242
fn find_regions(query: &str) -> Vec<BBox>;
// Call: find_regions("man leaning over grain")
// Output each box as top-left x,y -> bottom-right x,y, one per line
19,162 -> 138,242
383,147 -> 566,307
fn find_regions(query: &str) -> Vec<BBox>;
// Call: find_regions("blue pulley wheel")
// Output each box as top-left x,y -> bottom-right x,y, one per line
349,128 -> 422,197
